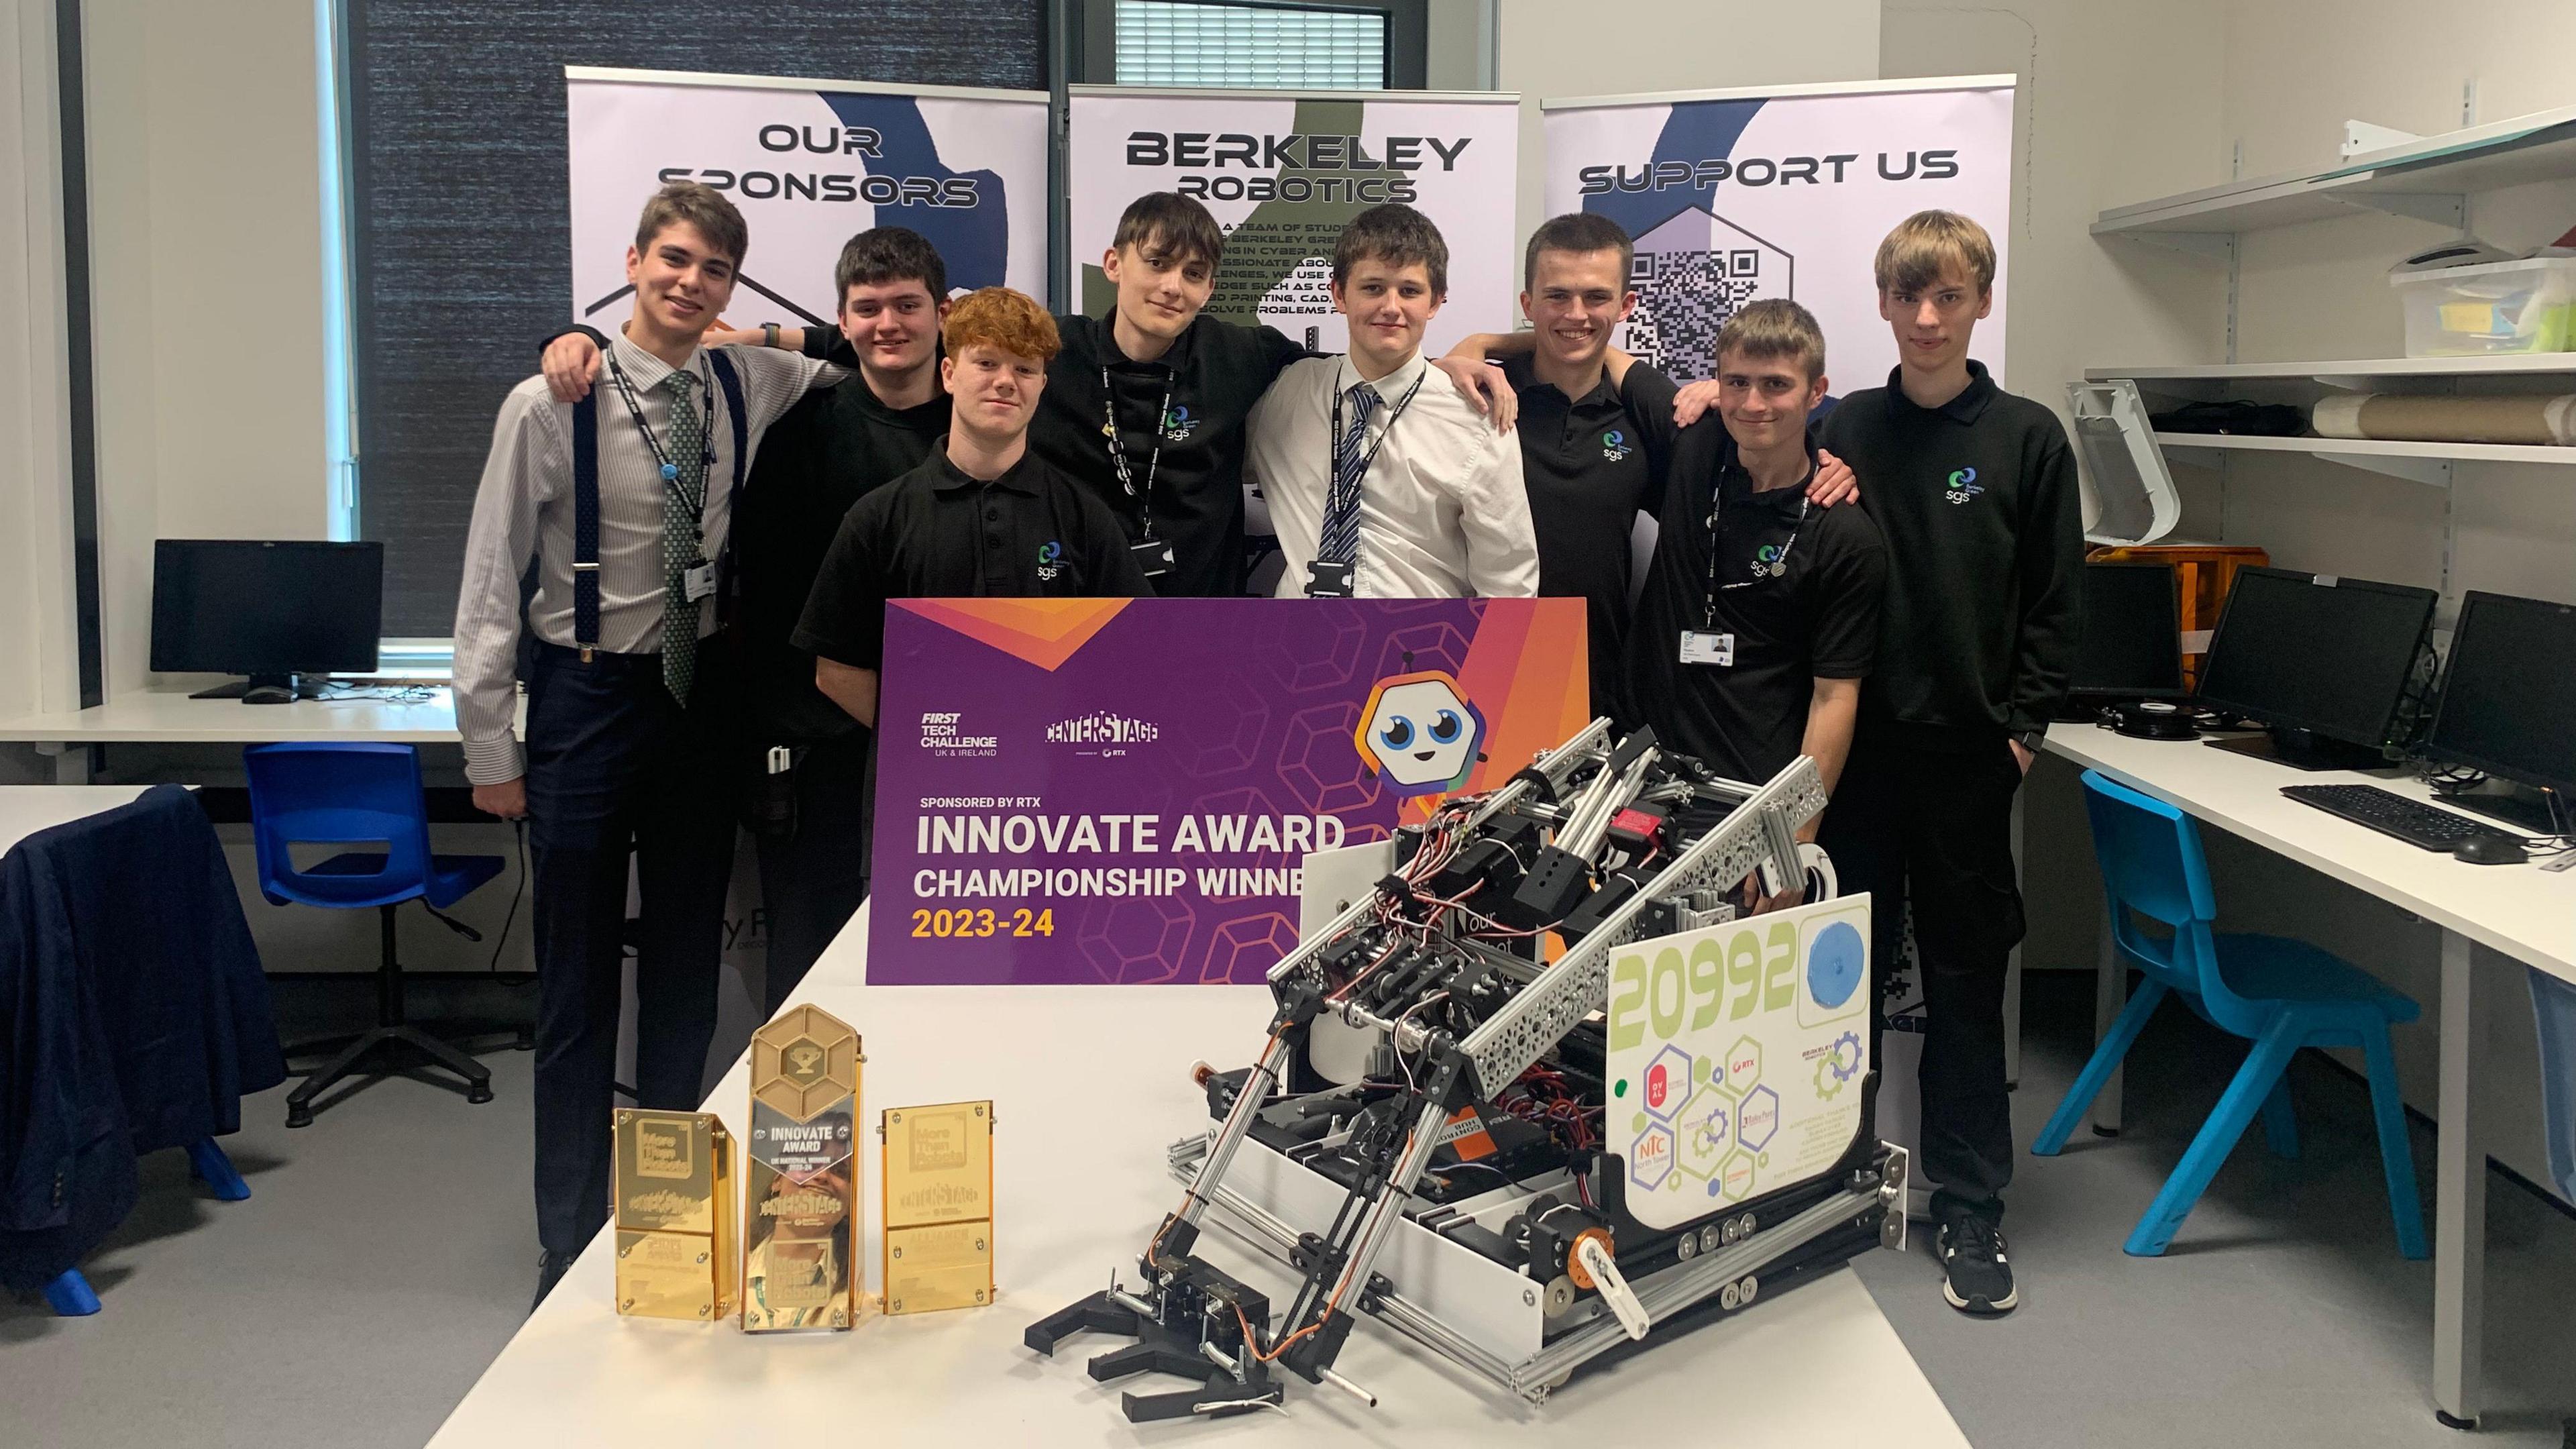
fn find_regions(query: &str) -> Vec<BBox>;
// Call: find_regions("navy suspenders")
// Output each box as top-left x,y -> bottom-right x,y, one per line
568,349 -> 749,660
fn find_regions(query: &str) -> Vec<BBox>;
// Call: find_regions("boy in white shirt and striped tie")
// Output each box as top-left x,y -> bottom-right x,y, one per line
1246,205 -> 1538,600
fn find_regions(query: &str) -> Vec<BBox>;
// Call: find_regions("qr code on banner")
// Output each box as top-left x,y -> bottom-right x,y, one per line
1626,245 -> 1780,383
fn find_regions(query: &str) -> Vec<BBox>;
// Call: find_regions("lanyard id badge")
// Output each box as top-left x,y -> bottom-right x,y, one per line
1305,370 -> 1429,598
682,561 -> 716,602
608,354 -> 718,535
1678,631 -> 1734,666
1101,365 -> 1176,574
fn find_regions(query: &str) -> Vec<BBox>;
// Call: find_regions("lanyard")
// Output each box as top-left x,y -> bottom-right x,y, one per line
1329,366 -> 1428,495
1701,474 -> 1811,628
1099,365 -> 1175,540
606,354 -> 717,527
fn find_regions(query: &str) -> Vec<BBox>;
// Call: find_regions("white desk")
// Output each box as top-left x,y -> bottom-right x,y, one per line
0,687 -> 468,782
2045,722 -> 2575,1430
0,785 -> 156,852
429,904 -> 1969,1448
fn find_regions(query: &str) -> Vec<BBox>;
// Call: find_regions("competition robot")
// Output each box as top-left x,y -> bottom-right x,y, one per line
1028,718 -> 1905,1418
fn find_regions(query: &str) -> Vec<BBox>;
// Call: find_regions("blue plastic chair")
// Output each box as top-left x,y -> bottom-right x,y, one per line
39,1140 -> 249,1316
244,743 -> 506,1127
2033,769 -> 2428,1259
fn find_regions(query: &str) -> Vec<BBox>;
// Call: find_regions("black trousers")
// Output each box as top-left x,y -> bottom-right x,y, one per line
523,641 -> 735,1255
1819,720 -> 2027,1228
751,727 -> 873,1017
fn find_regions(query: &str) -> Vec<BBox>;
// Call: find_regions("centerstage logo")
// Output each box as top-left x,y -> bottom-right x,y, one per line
1944,466 -> 1983,505
1601,428 -> 1633,462
1046,710 -> 1161,747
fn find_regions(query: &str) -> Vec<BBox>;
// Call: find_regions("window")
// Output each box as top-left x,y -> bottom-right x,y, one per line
329,2 -> 1044,637
1115,1 -> 1388,89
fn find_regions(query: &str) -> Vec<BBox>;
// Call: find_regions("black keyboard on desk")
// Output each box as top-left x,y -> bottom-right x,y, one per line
2282,784 -> 2513,851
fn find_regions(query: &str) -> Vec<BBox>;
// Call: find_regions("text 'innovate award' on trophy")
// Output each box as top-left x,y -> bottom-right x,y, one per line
744,1005 -> 863,1331
612,1110 -> 736,1322
881,1099 -> 995,1314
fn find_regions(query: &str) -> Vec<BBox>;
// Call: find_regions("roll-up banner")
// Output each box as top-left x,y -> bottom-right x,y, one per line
566,66 -> 1050,327
1065,87 -> 1519,356
1542,76 -> 2017,386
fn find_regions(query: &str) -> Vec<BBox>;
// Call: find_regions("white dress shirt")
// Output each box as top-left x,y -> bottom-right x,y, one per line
451,331 -> 840,784
1247,352 -> 1539,599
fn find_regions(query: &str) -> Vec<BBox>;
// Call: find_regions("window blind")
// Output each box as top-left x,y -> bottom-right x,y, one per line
1113,1 -> 1387,90
341,2 -> 1043,635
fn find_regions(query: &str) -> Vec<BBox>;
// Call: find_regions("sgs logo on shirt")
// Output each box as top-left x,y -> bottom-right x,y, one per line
1035,541 -> 1063,583
1944,466 -> 1984,505
1601,428 -> 1633,463
1161,404 -> 1197,443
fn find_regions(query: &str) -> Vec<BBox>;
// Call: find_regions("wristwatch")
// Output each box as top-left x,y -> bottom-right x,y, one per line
762,321 -> 780,349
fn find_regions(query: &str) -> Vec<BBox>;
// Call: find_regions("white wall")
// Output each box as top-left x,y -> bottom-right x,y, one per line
1495,0 -> 1882,254
0,5 -> 83,729
82,0 -> 333,697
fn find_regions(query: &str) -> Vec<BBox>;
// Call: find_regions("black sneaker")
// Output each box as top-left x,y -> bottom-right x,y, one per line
1937,1217 -> 2018,1315
531,1250 -> 577,1313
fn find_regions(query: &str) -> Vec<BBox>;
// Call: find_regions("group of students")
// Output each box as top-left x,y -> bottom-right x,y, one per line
456,180 -> 2080,1320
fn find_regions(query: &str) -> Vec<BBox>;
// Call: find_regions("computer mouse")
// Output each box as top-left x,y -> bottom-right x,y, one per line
241,684 -> 296,706
2452,833 -> 2528,866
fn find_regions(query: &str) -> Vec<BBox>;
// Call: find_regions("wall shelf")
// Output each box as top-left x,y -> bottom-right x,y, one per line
2090,355 -> 2576,385
2093,105 -> 2576,239
2151,431 -> 2576,488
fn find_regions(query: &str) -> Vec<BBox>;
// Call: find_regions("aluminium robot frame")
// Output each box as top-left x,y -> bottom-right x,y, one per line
1028,719 -> 1905,1419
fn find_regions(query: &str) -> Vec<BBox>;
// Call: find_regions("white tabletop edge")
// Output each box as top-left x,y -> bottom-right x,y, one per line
2045,724 -> 2575,983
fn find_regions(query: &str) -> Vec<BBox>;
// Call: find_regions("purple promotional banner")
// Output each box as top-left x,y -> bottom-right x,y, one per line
867,596 -> 1588,985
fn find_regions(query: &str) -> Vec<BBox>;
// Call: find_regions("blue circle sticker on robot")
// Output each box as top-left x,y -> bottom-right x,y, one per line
1808,920 -> 1864,1010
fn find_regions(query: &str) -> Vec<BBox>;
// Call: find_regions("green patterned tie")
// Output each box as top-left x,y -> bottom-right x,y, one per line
661,369 -> 706,705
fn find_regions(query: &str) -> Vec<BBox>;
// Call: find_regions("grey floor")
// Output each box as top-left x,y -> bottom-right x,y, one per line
4,973 -> 2572,1448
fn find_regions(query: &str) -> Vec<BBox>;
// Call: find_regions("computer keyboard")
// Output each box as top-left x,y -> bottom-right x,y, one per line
2281,784 -> 2513,851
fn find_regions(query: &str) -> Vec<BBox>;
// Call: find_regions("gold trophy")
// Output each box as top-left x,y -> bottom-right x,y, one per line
880,1099 -> 995,1315
612,1110 -> 737,1322
743,1005 -> 863,1331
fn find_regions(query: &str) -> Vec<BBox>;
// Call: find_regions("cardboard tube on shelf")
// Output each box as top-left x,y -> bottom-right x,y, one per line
2310,392 -> 2576,445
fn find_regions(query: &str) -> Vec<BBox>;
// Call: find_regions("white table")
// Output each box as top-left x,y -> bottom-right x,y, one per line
0,686 -> 472,782
0,785 -> 156,852
2045,722 -> 2576,1430
429,904 -> 1970,1448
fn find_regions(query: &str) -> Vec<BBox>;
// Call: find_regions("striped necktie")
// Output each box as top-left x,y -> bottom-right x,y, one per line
660,369 -> 706,706
1316,380 -> 1380,572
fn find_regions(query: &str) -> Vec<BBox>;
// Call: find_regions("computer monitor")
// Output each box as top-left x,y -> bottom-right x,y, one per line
2195,566 -> 2435,771
150,540 -> 383,700
2070,561 -> 2186,704
2424,590 -> 2576,833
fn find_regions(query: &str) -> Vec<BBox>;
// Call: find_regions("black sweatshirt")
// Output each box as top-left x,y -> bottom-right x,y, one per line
733,378 -> 948,741
811,313 -> 1305,598
1817,361 -> 2082,743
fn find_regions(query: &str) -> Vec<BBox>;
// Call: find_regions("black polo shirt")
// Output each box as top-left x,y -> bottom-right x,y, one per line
793,447 -> 1152,672
811,312 -> 1305,598
1624,421 -> 1887,783
734,378 -> 949,740
1816,360 -> 2082,743
1501,354 -> 1670,718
